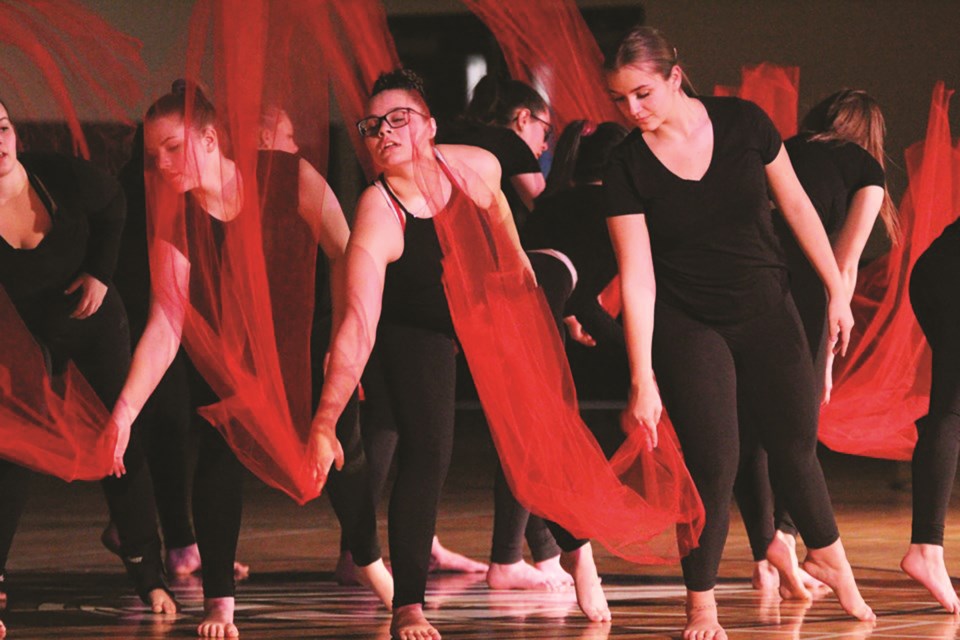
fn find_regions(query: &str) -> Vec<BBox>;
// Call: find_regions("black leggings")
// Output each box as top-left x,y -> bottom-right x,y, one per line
653,296 -> 839,591
373,323 -> 457,608
0,288 -> 165,598
909,222 -> 960,546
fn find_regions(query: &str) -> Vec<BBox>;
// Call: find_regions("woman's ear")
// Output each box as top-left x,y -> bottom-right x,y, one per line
200,125 -> 218,152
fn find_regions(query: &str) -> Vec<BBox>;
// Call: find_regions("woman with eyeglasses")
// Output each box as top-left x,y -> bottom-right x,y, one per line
307,68 -> 618,640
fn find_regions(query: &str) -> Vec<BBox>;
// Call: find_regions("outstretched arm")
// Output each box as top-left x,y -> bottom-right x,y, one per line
766,146 -> 854,356
607,214 -> 659,450
109,240 -> 189,476
304,186 -> 403,490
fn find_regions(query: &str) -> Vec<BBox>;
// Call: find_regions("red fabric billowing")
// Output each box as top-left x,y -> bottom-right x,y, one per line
0,0 -> 144,158
462,0 -> 625,133
146,0 -> 344,503
819,83 -> 958,459
423,152 -> 704,563
715,63 -> 799,139
0,290 -> 115,481
0,0 -> 144,480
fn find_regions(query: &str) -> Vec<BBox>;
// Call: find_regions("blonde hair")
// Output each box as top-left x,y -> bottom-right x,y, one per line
803,90 -> 900,244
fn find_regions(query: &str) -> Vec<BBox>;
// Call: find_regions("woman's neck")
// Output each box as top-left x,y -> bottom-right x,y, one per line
0,162 -> 28,206
653,93 -> 705,142
195,156 -> 241,221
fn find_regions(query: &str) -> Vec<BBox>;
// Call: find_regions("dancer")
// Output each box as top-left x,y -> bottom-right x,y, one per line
604,26 -> 873,638
733,89 -> 896,597
0,100 -> 173,614
440,75 -> 574,591
307,68 -> 614,640
110,83 -> 390,637
258,105 -> 392,605
902,214 -> 960,613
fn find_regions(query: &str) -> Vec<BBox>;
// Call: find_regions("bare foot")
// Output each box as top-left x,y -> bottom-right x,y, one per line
577,621 -> 612,640
487,560 -> 562,591
198,597 -> 239,638
335,550 -> 360,586
148,587 -> 178,614
559,543 -> 611,622
684,590 -> 727,640
535,555 -> 574,587
390,603 -> 440,640
752,559 -> 780,591
167,544 -> 202,577
233,561 -> 250,582
0,619 -> 5,639
429,536 -> 487,573
803,539 -> 875,621
766,532 -> 812,601
777,532 -> 828,592
901,543 -> 960,614
355,558 -> 394,610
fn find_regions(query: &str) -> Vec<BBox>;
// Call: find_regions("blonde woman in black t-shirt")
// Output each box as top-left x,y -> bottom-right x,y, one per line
603,26 -> 872,639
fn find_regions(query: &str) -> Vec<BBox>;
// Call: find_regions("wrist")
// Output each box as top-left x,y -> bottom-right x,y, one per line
631,369 -> 656,388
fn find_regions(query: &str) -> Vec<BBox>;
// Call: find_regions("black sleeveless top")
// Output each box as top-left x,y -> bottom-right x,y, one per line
378,164 -> 462,337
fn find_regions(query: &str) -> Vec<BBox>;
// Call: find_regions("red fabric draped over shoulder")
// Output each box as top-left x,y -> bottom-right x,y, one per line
714,63 -> 799,139
462,0 -> 623,132
0,0 -> 144,480
820,83 -> 958,460
419,150 -> 703,563
146,0 -> 338,503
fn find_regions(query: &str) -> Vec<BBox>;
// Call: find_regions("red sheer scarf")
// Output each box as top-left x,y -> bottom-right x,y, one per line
417,148 -> 703,563
462,0 -> 624,133
0,0 -> 144,480
819,83 -> 957,459
714,63 -> 800,139
146,0 -> 340,503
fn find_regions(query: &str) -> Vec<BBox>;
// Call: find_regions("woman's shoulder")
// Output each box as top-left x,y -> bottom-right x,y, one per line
436,143 -> 501,182
19,152 -> 119,203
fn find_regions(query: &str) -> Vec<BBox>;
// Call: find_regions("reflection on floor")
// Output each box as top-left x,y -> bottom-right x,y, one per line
2,412 -> 959,638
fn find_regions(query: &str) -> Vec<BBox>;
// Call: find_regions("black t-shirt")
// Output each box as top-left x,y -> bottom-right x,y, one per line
525,184 -> 617,308
437,122 -> 541,231
604,96 -> 786,324
783,135 -> 884,238
1,153 -> 125,325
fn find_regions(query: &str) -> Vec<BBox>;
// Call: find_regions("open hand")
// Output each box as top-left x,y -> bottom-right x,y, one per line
66,273 -> 108,319
305,426 -> 344,492
564,316 -> 597,347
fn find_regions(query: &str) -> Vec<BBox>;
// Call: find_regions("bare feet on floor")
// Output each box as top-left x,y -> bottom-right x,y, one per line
355,558 -> 395,609
752,559 -> 779,591
684,590 -> 726,640
901,543 -> 960,614
390,603 -> 440,640
167,543 -> 202,577
766,531 -> 812,601
559,544 -> 611,622
803,539 -> 875,622
429,536 -> 487,574
486,560 -> 563,591
198,596 -> 239,638
147,587 -> 178,614
535,555 -> 574,587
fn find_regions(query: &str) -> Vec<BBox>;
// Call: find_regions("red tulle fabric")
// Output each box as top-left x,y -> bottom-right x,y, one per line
714,63 -> 800,139
423,153 -> 703,562
0,0 -> 143,480
145,0 -> 351,503
819,83 -> 958,459
462,0 -> 624,133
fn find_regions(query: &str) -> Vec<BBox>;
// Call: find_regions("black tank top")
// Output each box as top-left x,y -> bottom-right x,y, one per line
379,152 -> 465,337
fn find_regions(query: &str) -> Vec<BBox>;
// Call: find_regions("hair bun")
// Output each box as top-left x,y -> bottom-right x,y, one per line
171,79 -> 188,96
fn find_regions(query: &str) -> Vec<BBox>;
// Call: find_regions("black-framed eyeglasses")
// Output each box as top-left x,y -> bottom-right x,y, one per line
514,112 -> 554,142
356,107 -> 428,138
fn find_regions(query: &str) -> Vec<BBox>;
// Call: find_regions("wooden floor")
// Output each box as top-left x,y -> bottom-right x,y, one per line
3,410 -> 960,639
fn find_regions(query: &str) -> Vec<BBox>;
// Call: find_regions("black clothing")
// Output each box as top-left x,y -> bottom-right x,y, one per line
605,97 -> 787,325
909,218 -> 960,545
526,184 -> 619,337
604,98 -> 842,591
438,122 -> 541,230
735,136 -> 885,560
0,154 -> 166,601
